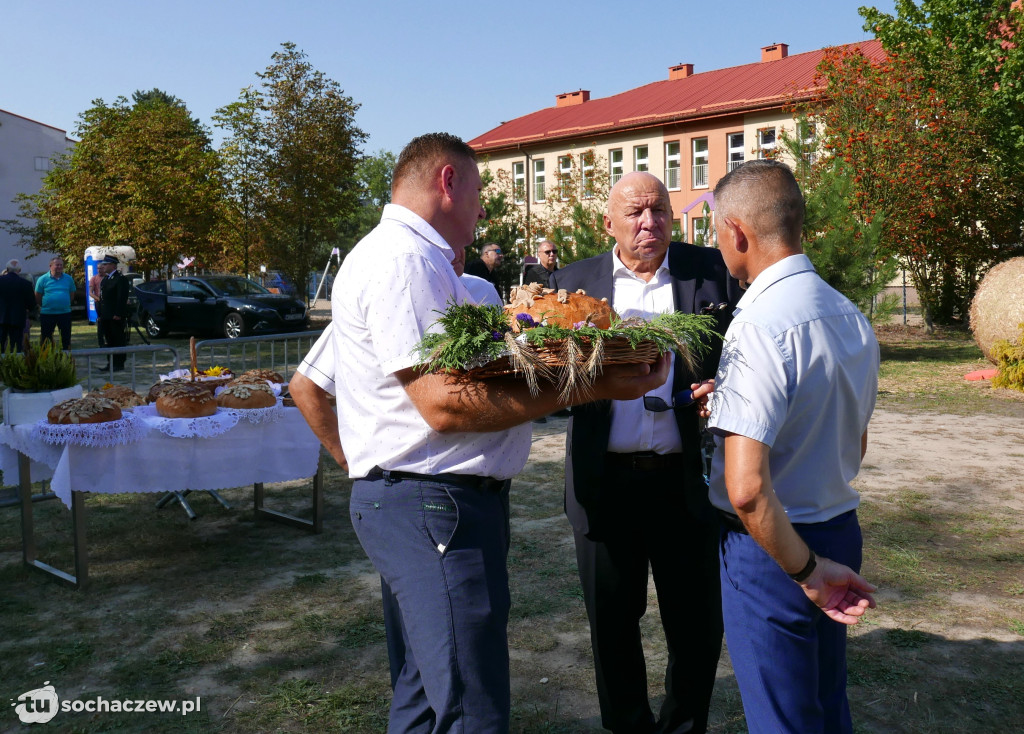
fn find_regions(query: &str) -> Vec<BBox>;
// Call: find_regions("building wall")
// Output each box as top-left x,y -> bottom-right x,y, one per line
0,109 -> 74,275
478,108 -> 803,250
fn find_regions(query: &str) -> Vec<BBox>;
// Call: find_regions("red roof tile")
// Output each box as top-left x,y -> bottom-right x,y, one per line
469,40 -> 884,153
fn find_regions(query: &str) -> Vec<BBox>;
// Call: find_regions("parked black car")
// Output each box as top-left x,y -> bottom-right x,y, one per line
135,275 -> 309,339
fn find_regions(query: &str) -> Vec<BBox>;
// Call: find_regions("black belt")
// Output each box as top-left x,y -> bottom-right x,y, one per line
605,451 -> 684,472
366,466 -> 505,493
718,511 -> 749,534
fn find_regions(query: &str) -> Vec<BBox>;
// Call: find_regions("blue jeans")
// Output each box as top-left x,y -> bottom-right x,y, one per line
720,510 -> 861,734
350,473 -> 511,733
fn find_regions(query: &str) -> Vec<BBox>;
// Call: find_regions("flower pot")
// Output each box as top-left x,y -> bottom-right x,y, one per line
2,386 -> 84,426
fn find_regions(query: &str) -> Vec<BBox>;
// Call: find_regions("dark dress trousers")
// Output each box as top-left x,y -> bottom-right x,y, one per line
0,272 -> 36,352
98,271 -> 130,368
551,242 -> 740,734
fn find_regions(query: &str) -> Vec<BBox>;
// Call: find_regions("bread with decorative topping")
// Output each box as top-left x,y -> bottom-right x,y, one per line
146,379 -> 214,404
90,385 -> 146,409
48,397 -> 123,424
216,382 -> 276,409
235,368 -> 284,384
155,384 -> 218,418
505,284 -> 617,330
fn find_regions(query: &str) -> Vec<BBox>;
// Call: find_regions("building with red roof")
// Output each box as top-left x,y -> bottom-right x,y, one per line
468,40 -> 884,248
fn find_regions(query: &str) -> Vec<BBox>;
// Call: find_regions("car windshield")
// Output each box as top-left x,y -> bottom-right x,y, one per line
202,277 -> 270,297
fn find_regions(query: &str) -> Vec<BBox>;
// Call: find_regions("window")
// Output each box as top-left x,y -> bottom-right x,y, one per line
671,219 -> 682,240
609,148 -> 624,184
558,155 -> 572,200
512,162 -> 525,204
692,138 -> 709,188
533,159 -> 545,202
581,150 -> 595,198
633,145 -> 648,172
34,157 -> 52,172
728,133 -> 744,172
757,127 -> 776,159
799,120 -> 816,165
665,142 -> 680,190
693,216 -> 710,246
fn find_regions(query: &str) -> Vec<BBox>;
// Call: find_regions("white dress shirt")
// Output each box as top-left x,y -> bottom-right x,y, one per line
328,204 -> 531,480
606,250 -> 683,455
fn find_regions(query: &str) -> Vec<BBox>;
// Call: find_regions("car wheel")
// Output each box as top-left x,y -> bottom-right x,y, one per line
144,314 -> 164,338
223,312 -> 246,339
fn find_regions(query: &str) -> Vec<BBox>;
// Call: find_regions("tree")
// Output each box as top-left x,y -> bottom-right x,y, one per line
336,149 -> 397,249
254,42 -> 366,298
212,87 -> 267,277
779,120 -> 898,320
533,148 -> 613,264
811,43 -> 1021,327
4,94 -> 223,274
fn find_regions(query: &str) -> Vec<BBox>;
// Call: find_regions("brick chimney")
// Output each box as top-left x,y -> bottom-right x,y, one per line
556,90 -> 590,107
669,63 -> 694,80
761,43 -> 789,62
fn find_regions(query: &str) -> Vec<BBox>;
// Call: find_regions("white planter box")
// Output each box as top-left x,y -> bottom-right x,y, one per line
2,386 -> 84,425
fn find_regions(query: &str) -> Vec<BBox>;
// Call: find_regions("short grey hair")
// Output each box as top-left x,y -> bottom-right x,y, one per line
5,259 -> 21,273
714,160 -> 804,247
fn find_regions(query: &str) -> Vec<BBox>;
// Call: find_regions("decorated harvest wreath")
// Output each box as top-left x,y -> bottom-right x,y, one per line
416,284 -> 720,400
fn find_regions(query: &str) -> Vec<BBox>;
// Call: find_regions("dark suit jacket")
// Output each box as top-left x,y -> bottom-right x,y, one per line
0,272 -> 36,327
551,242 -> 741,539
523,264 -> 556,286
98,271 -> 130,320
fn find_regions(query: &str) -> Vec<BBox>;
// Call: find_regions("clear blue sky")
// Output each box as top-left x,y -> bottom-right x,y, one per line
2,0 -> 895,155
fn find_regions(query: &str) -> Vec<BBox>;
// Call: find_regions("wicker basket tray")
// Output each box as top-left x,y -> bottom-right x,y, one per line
466,336 -> 660,379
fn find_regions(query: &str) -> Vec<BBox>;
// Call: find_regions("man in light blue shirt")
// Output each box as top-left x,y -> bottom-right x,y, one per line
707,160 -> 879,734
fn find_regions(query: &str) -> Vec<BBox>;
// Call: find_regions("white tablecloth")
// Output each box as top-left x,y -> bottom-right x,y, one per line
0,408 -> 320,508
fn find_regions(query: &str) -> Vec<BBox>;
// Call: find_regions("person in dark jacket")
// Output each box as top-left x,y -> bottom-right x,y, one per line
97,255 -> 130,370
0,259 -> 37,352
551,172 -> 741,734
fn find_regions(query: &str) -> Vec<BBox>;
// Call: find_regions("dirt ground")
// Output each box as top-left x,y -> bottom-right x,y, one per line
2,398 -> 1022,733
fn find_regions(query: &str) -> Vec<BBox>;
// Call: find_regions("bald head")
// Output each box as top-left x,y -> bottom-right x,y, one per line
604,172 -> 673,278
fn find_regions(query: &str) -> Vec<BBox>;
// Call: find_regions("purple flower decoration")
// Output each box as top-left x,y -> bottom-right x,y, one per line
491,331 -> 504,341
573,320 -> 596,330
515,313 -> 537,328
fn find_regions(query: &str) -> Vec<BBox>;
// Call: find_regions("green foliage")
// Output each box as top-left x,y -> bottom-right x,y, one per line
415,301 -> 719,377
215,42 -> 366,298
336,150 -> 397,251
991,322 -> 1024,392
0,339 -> 79,391
781,123 -> 899,321
4,95 -> 223,275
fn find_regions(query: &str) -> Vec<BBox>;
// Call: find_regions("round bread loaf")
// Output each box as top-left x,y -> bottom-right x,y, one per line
217,382 -> 276,409
155,384 -> 218,418
237,368 -> 284,384
48,397 -> 123,425
147,379 -> 214,404
506,285 -> 617,330
91,385 -> 146,409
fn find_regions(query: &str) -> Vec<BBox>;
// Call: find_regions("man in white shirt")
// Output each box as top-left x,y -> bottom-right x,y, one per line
292,133 -> 668,734
550,172 -> 740,734
707,160 -> 879,733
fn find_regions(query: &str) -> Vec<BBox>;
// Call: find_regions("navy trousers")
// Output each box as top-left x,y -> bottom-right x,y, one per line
720,509 -> 862,734
350,474 -> 511,734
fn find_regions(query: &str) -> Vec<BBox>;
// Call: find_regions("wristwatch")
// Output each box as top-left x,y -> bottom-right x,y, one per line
788,548 -> 817,582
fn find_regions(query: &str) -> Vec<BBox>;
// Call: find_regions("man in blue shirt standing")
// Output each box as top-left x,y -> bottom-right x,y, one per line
34,256 -> 76,349
707,160 -> 879,734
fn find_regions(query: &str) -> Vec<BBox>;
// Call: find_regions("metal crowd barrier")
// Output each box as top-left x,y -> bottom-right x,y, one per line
72,345 -> 181,393
195,330 -> 324,380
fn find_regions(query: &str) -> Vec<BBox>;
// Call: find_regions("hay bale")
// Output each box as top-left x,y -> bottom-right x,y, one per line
969,257 -> 1024,363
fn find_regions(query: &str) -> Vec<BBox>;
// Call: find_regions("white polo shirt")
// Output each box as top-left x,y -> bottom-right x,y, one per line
707,254 -> 879,523
606,250 -> 682,455
328,204 -> 531,480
